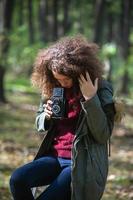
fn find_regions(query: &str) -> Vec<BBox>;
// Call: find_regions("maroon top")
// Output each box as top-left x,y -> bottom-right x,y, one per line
52,88 -> 81,158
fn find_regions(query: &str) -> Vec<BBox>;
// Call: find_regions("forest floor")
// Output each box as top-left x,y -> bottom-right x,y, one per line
0,90 -> 133,200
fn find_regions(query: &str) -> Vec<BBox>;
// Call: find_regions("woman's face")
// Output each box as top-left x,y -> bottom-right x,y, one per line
52,70 -> 73,88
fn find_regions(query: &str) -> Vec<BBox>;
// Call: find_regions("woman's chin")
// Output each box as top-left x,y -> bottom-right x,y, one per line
65,86 -> 72,89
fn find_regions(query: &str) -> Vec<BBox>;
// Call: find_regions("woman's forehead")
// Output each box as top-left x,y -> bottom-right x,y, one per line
52,70 -> 70,80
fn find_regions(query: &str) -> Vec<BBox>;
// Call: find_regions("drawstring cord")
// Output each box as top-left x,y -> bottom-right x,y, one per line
108,138 -> 111,157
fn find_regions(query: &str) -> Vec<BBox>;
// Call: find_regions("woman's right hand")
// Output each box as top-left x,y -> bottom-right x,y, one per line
43,100 -> 53,120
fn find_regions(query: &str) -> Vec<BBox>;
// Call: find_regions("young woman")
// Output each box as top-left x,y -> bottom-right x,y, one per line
10,35 -> 115,200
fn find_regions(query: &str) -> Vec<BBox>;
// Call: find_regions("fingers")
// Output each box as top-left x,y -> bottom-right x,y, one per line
79,74 -> 86,83
43,100 -> 53,119
47,100 -> 53,108
86,72 -> 91,82
78,72 -> 99,100
79,72 -> 98,86
78,74 -> 86,86
43,100 -> 52,112
79,72 -> 92,85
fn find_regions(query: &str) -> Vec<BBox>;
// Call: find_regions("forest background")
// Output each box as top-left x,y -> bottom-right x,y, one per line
0,0 -> 133,199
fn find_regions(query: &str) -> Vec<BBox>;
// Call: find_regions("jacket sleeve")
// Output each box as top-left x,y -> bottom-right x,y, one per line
81,80 -> 115,144
35,98 -> 51,132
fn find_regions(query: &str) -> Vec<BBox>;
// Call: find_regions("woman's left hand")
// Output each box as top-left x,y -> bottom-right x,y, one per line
79,72 -> 98,100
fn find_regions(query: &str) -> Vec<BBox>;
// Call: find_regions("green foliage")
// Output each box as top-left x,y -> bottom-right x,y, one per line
5,72 -> 38,94
102,43 -> 117,58
107,0 -> 121,15
1,0 -> 133,98
7,25 -> 45,74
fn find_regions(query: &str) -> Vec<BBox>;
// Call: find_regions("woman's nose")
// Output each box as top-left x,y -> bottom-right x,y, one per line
60,81 -> 67,87
60,83 -> 66,87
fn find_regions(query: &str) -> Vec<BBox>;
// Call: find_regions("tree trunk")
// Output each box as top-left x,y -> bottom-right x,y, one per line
121,69 -> 129,94
120,0 -> 132,94
18,0 -> 24,26
0,66 -> 6,102
28,0 -> 35,44
62,0 -> 71,35
3,0 -> 14,29
106,1 -> 114,82
107,7 -> 113,42
52,0 -> 58,41
0,0 -> 14,103
78,5 -> 84,34
93,0 -> 106,44
38,0 -> 49,43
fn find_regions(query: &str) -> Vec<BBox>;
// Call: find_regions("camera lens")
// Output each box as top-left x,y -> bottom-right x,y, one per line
52,105 -> 60,114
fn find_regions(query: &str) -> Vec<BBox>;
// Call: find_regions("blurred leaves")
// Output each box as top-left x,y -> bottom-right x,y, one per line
102,43 -> 117,57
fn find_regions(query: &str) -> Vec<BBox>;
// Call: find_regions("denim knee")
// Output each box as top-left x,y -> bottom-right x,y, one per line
10,167 -> 25,187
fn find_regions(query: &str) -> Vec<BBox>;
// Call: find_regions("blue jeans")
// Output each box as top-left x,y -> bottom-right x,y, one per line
10,156 -> 71,200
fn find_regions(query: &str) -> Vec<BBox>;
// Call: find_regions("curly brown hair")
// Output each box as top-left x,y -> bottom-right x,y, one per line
31,35 -> 104,97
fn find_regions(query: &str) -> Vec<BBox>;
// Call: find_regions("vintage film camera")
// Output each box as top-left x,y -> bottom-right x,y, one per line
51,87 -> 66,119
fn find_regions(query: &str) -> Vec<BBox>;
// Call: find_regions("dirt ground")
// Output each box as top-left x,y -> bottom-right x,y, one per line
0,96 -> 133,200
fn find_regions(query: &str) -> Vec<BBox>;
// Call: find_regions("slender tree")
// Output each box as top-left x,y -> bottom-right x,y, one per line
38,0 -> 49,43
52,0 -> 58,41
93,0 -> 106,44
62,0 -> 71,35
18,0 -> 24,26
27,0 -> 35,44
0,0 -> 14,103
106,1 -> 115,82
120,0 -> 132,94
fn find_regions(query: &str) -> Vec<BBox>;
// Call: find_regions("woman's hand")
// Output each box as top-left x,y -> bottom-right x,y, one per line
43,100 -> 53,119
79,72 -> 98,100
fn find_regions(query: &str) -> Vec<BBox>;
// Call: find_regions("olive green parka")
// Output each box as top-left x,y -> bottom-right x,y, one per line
34,80 -> 115,200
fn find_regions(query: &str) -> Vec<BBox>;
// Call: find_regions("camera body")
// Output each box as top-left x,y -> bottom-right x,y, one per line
51,87 -> 66,119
